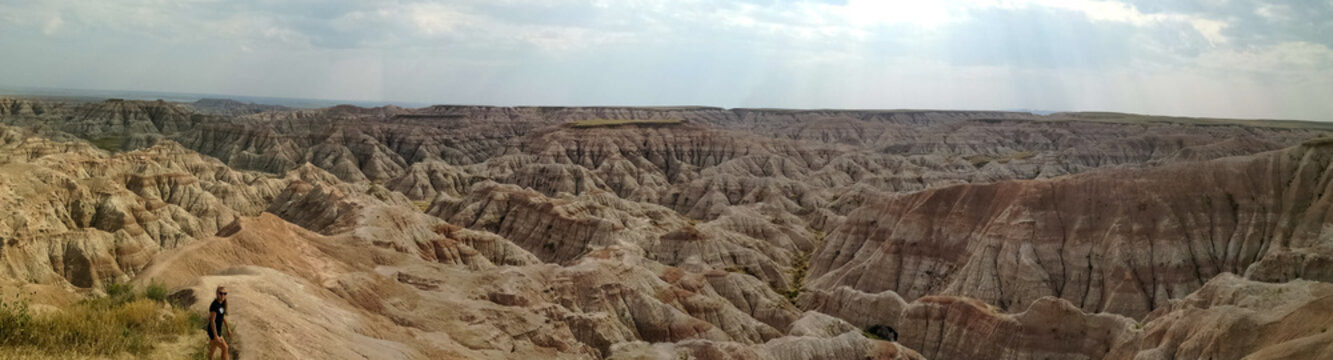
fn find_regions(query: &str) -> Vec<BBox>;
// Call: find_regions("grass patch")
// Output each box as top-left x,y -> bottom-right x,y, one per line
145,283 -> 168,303
781,230 -> 823,305
90,135 -> 123,153
567,119 -> 683,128
412,201 -> 431,212
1303,137 -> 1333,147
0,283 -> 201,357
783,253 -> 810,304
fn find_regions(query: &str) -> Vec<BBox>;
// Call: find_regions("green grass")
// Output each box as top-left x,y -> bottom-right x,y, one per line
783,254 -> 809,304
145,283 -> 168,303
567,119 -> 683,128
1303,137 -> 1333,147
90,135 -> 123,153
0,283 -> 201,357
781,230 -> 822,304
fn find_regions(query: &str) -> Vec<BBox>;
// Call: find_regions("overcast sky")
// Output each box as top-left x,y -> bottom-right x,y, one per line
1,0 -> 1330,120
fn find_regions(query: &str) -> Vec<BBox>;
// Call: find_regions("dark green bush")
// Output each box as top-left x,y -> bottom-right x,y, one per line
146,282 -> 169,303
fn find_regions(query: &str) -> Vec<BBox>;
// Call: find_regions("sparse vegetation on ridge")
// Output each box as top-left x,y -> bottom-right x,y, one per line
782,230 -> 822,304
963,151 -> 1037,167
1302,136 -> 1333,147
90,135 -> 123,153
0,282 -> 202,358
567,119 -> 683,128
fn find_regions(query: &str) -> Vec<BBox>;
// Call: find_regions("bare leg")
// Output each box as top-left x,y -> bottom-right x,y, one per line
209,338 -> 229,360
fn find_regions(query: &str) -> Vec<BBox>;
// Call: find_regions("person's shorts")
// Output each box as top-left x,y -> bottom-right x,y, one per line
205,326 -> 219,340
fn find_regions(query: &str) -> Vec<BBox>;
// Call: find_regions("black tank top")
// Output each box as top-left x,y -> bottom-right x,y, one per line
208,299 -> 227,331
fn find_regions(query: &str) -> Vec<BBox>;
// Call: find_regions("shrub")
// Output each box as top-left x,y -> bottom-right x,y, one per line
864,325 -> 898,342
145,282 -> 169,303
0,292 -> 35,344
0,287 -> 197,356
105,282 -> 135,302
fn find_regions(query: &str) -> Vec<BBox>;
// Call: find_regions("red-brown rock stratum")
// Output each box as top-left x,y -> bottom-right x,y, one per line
1,97 -> 1331,359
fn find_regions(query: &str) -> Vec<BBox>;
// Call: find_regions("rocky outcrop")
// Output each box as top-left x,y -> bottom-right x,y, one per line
0,124 -> 285,288
606,332 -> 924,360
267,171 -> 540,268
802,273 -> 1333,360
133,210 -> 877,359
810,141 -> 1333,319
800,286 -> 1140,360
1123,273 -> 1333,360
36,99 -> 201,141
386,160 -> 483,200
427,182 -> 687,264
3,98 -> 1332,360
0,98 -> 59,116
427,183 -> 816,291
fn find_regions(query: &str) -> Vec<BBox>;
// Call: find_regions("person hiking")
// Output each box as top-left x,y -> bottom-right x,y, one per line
206,286 -> 233,360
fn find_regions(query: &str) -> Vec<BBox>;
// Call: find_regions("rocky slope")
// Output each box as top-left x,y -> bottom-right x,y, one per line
1,97 -> 1331,359
0,123 -> 285,288
807,139 -> 1333,319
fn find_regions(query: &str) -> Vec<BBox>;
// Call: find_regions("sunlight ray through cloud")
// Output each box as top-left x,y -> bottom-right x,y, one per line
0,0 -> 1327,120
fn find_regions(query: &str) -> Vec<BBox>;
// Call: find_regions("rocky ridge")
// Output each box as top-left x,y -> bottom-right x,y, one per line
1,97 -> 1331,359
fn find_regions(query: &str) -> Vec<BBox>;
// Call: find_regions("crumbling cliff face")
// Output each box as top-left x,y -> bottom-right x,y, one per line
808,140 -> 1333,320
0,123 -> 286,287
2,97 -> 1332,359
801,273 -> 1333,360
8,98 -> 1319,203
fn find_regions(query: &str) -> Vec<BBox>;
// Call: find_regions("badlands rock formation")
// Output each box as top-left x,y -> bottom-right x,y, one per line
807,140 -> 1333,318
1,96 -> 1332,359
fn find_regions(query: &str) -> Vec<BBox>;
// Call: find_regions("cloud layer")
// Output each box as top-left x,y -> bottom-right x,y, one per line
0,0 -> 1329,120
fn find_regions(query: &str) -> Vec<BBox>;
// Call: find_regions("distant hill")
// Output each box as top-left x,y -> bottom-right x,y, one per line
189,98 -> 290,116
0,85 -> 429,109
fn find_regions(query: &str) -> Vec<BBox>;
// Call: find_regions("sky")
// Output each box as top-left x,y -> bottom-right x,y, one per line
0,0 -> 1330,120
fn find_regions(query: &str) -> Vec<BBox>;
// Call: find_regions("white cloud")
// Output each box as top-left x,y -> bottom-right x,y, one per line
42,15 -> 63,35
1196,41 -> 1333,75
1255,4 -> 1292,21
1,0 -> 1328,120
991,0 -> 1230,44
405,3 -> 472,36
829,1 -> 964,27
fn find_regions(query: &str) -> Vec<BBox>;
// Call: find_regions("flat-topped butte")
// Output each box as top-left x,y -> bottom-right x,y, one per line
566,118 -> 684,128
